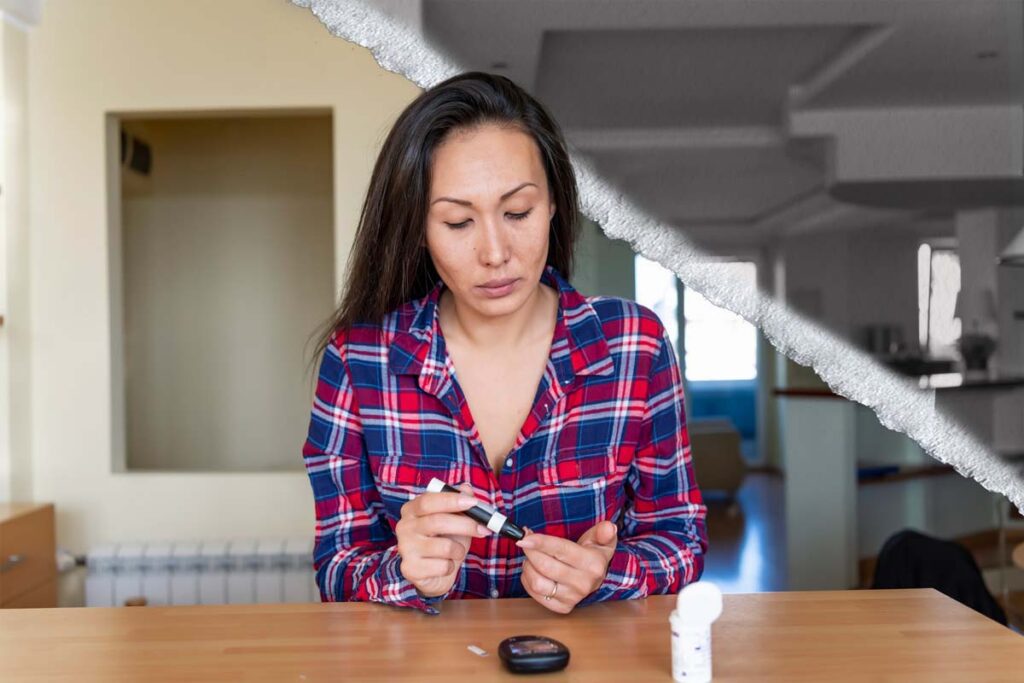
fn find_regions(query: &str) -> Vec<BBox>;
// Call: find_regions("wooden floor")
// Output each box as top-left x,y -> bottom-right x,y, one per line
981,537 -> 1024,632
700,473 -> 788,593
1000,592 -> 1024,631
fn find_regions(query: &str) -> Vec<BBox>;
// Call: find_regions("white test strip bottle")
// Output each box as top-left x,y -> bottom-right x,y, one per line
669,581 -> 723,682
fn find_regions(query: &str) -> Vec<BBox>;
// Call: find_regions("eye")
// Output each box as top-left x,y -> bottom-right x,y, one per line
507,209 -> 533,221
444,208 -> 533,229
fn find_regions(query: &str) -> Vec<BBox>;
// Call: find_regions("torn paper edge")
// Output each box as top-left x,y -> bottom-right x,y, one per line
291,0 -> 1024,513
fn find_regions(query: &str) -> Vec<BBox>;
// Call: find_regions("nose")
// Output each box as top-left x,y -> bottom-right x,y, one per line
476,215 -> 511,267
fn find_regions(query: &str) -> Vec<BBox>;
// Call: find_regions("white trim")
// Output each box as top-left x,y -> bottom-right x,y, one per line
486,511 -> 507,535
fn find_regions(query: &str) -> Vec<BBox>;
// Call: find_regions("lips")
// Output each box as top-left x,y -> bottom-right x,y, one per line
476,277 -> 521,299
480,277 -> 518,289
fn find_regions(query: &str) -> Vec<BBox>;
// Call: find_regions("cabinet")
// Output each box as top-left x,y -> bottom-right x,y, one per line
0,503 -> 57,608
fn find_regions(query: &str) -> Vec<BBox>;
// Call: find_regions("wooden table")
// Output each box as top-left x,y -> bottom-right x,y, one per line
1,589 -> 1021,681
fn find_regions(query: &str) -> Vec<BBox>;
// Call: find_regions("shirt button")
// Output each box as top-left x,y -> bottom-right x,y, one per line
505,457 -> 513,468
490,588 -> 499,599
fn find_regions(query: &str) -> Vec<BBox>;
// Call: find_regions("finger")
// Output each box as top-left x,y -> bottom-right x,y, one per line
521,559 -> 576,614
453,483 -> 482,542
580,520 -> 618,548
520,547 -> 592,598
521,558 -> 557,598
406,491 -> 479,518
520,560 -> 548,600
401,557 -> 455,582
418,512 -> 489,539
577,520 -> 604,545
517,532 -> 589,567
596,520 -> 618,546
418,536 -> 465,561
451,536 -> 472,555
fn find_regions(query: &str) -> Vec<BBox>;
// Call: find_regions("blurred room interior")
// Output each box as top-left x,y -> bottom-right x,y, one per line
0,0 -> 1022,631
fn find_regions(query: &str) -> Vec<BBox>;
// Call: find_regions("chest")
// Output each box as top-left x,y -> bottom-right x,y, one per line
361,351 -> 644,539
447,342 -> 551,473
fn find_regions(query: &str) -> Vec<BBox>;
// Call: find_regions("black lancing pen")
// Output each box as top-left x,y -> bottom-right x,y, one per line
426,477 -> 526,541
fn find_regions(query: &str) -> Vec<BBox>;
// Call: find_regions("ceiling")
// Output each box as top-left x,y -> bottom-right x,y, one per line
374,0 -> 1024,251
535,25 -> 867,128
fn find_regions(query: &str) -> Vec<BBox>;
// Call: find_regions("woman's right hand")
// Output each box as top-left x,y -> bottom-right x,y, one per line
395,482 -> 491,598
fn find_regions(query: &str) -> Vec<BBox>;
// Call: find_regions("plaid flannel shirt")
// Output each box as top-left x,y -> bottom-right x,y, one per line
302,265 -> 707,615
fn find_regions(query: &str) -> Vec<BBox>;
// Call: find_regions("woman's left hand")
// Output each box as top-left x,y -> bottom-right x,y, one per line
516,520 -> 618,614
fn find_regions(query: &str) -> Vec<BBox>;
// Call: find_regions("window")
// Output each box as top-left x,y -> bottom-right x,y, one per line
917,243 -> 961,359
633,255 -> 758,382
634,254 -> 679,356
682,262 -> 758,382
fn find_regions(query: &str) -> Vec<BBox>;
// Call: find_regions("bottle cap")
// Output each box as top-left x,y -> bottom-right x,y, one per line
674,581 -> 723,624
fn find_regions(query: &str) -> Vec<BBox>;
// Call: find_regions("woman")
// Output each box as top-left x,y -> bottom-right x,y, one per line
302,71 -> 707,615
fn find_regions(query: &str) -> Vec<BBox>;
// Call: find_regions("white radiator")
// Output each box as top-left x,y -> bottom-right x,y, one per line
85,538 -> 319,607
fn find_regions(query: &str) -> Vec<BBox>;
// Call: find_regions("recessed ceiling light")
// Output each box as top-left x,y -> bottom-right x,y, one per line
976,50 -> 999,60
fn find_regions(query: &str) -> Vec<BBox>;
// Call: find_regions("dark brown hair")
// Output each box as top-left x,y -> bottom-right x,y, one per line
308,71 -> 581,366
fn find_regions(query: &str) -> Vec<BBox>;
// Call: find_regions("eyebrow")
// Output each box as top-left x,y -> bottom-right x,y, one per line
430,182 -> 537,207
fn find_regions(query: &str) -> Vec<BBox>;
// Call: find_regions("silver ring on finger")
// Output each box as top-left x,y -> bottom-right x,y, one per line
544,581 -> 558,601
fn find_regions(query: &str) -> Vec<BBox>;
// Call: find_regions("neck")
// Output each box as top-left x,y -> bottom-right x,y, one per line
439,281 -> 556,350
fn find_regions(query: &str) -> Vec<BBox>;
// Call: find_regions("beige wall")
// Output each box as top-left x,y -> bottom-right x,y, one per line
120,115 -> 334,472
22,0 -> 421,556
1,17 -> 31,502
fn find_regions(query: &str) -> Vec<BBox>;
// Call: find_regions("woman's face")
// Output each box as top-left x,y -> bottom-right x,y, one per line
425,123 -> 556,320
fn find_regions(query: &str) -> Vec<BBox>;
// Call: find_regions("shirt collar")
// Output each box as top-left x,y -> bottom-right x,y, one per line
387,264 -> 613,390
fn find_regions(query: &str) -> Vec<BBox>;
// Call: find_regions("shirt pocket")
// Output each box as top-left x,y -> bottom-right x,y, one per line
375,455 -> 466,522
536,444 -> 625,540
537,444 -> 621,487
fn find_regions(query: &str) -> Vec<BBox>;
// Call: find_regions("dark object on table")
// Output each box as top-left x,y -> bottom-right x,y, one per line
958,333 -> 997,374
498,635 -> 570,674
856,464 -> 901,481
871,529 -> 1007,625
883,356 -> 956,376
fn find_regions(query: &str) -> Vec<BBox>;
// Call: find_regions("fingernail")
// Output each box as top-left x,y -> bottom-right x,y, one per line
459,496 -> 477,507
516,538 -> 535,549
476,524 -> 489,536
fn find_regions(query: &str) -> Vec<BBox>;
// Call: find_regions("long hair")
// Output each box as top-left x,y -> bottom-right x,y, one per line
308,71 -> 581,366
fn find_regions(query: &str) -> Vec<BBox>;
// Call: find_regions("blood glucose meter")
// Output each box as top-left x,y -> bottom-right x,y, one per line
497,635 -> 570,674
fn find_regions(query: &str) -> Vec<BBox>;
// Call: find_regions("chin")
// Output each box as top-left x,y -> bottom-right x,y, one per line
471,287 -> 531,318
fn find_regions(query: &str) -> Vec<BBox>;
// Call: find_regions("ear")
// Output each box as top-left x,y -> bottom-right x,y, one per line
549,202 -> 556,221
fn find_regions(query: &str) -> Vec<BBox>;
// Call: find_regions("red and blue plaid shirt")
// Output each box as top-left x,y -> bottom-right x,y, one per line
302,264 -> 707,614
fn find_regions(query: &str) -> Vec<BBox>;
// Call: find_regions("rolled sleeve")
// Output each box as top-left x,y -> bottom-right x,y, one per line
303,333 -> 442,616
580,324 -> 708,606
